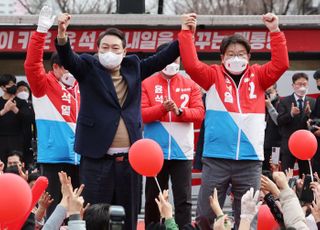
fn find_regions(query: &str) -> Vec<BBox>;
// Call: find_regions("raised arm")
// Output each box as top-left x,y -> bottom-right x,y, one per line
24,6 -> 55,97
257,13 -> 289,90
140,40 -> 180,79
178,14 -> 215,91
54,13 -> 86,81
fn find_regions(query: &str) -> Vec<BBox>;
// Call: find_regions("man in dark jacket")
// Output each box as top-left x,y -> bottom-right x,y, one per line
310,69 -> 320,174
55,13 -> 180,230
277,72 -> 315,176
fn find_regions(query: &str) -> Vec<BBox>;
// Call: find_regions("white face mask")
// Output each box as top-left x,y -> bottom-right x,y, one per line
224,56 -> 248,75
61,73 -> 76,87
162,63 -> 180,76
98,52 -> 124,70
16,91 -> 29,101
295,86 -> 308,97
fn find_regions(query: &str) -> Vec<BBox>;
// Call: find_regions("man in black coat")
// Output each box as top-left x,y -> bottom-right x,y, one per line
310,69 -> 320,174
277,72 -> 315,176
55,14 -> 180,230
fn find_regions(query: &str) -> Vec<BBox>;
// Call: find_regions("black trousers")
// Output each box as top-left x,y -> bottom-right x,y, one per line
145,160 -> 192,228
0,135 -> 23,162
40,163 -> 79,218
80,155 -> 142,230
263,147 -> 272,171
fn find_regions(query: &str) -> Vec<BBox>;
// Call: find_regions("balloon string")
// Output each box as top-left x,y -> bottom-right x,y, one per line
309,159 -> 314,182
154,176 -> 162,193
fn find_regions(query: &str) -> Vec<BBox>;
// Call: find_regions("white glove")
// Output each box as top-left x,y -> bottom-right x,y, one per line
37,6 -> 56,33
240,187 -> 261,223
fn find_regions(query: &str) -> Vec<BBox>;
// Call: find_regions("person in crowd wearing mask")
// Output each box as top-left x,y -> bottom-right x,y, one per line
0,74 -> 30,163
24,6 -> 80,218
263,84 -> 281,170
5,150 -> 28,180
16,81 -> 36,169
141,43 -> 204,228
55,10 -> 180,230
310,69 -> 320,174
178,13 -> 289,228
277,73 -> 315,176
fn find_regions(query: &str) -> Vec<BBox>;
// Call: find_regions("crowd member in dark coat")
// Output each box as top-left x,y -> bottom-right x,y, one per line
55,12 -> 180,230
16,81 -> 36,169
277,72 -> 315,176
263,84 -> 281,170
310,69 -> 320,174
0,74 -> 31,163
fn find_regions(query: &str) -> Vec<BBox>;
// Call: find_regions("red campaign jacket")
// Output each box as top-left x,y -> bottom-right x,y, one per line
178,30 -> 289,161
141,72 -> 204,160
24,31 -> 80,164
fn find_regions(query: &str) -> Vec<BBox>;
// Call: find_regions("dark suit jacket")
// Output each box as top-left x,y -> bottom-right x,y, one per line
277,94 -> 315,154
55,39 -> 179,159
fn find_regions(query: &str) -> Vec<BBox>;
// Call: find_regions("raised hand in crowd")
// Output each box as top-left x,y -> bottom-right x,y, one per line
310,187 -> 320,224
155,189 -> 173,220
239,187 -> 261,229
273,172 -> 290,190
285,168 -> 294,181
261,175 -> 280,198
213,214 -> 231,230
209,188 -> 223,217
181,13 -> 197,33
57,12 -> 71,39
34,192 -> 54,226
18,166 -> 28,181
269,156 -> 281,172
68,184 -> 85,216
58,171 -> 73,209
310,180 -> 320,194
37,5 -> 55,33
262,13 -> 280,32
314,172 -> 320,183
291,102 -> 301,117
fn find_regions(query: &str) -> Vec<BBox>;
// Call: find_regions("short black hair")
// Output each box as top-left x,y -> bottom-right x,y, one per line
96,28 -> 126,48
50,52 -> 62,69
84,203 -> 110,230
0,74 -> 16,87
220,34 -> 251,55
156,43 -> 170,53
17,81 -> 31,92
292,72 -> 308,83
7,150 -> 24,163
314,69 -> 320,80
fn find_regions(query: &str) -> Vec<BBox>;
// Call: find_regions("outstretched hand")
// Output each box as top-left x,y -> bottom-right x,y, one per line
58,13 -> 71,38
262,13 -> 280,32
37,6 -> 56,33
181,13 -> 197,33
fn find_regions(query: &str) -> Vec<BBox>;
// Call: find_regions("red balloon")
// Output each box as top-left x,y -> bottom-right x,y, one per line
0,173 -> 32,223
129,139 -> 164,177
257,205 -> 279,230
289,129 -> 318,160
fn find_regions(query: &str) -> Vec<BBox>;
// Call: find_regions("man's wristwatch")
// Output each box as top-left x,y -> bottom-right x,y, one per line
177,108 -> 183,116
